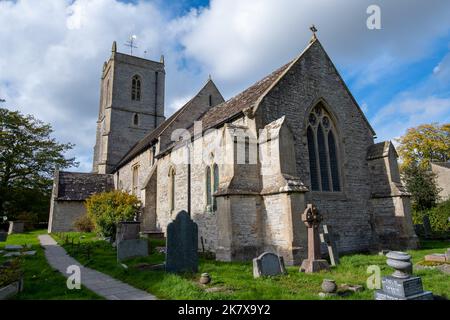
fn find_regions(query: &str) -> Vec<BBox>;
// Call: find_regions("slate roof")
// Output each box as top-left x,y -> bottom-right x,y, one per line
114,99 -> 192,169
367,142 -> 387,160
195,61 -> 292,133
56,171 -> 114,201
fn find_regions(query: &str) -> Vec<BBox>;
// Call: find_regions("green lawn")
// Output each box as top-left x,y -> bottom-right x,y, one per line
0,230 -> 102,300
53,232 -> 450,300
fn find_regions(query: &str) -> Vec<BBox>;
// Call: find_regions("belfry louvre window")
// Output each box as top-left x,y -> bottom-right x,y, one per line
131,75 -> 141,101
306,102 -> 341,192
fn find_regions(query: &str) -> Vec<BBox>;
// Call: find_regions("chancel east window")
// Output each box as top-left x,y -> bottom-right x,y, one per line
131,75 -> 141,101
306,102 -> 341,192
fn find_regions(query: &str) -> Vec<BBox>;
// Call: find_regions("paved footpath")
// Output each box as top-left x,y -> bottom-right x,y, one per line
38,234 -> 157,300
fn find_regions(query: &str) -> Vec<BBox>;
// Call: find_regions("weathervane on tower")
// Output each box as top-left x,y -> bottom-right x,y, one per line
124,35 -> 138,55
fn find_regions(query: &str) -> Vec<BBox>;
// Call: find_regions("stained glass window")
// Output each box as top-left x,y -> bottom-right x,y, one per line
317,124 -> 330,191
306,103 -> 341,192
307,126 -> 319,191
328,131 -> 340,191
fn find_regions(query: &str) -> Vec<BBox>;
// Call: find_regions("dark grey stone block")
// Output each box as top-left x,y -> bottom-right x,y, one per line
375,290 -> 433,300
381,276 -> 424,298
165,210 -> 198,273
116,221 -> 140,242
117,239 -> 148,261
0,232 -> 7,242
253,252 -> 287,278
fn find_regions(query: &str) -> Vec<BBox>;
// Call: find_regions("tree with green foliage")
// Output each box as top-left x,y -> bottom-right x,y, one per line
402,164 -> 441,211
0,106 -> 77,221
85,190 -> 141,239
396,123 -> 450,170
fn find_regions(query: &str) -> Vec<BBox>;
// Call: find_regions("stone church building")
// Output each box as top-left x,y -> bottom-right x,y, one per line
48,34 -> 418,265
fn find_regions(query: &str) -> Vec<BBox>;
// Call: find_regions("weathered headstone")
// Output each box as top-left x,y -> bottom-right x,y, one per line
299,204 -> 330,273
422,215 -> 432,238
8,221 -> 24,235
116,221 -> 140,243
319,224 -> 339,266
375,251 -> 433,300
116,221 -> 148,262
117,239 -> 148,261
446,248 -> 450,262
253,252 -> 287,278
165,210 -> 198,273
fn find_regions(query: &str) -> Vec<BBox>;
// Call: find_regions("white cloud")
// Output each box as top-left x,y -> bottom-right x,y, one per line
372,96 -> 450,141
1,0 -> 450,172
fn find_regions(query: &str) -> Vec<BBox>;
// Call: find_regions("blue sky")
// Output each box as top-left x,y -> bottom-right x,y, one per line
0,0 -> 449,172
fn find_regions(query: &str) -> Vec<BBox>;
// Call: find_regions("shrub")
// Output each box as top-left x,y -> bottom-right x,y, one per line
74,214 -> 94,232
85,190 -> 141,239
412,199 -> 450,235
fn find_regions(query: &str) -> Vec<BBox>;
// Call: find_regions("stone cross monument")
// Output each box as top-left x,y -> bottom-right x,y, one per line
300,204 -> 330,273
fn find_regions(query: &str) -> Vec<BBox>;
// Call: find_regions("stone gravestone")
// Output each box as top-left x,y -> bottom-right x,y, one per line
422,215 -> 432,238
375,251 -> 433,300
8,221 -> 24,235
0,232 -> 7,242
116,221 -> 140,242
165,210 -> 198,273
319,224 -> 339,266
116,221 -> 148,262
299,204 -> 330,273
253,252 -> 287,278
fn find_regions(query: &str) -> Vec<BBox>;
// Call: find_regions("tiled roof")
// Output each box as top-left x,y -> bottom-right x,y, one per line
367,142 -> 386,160
56,171 -> 114,201
114,99 -> 192,169
195,61 -> 293,132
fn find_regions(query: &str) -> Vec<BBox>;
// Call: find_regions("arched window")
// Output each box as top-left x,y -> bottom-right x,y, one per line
213,164 -> 219,210
132,165 -> 139,195
131,75 -> 141,101
208,94 -> 212,106
168,166 -> 176,211
306,102 -> 341,192
133,113 -> 139,126
205,166 -> 212,208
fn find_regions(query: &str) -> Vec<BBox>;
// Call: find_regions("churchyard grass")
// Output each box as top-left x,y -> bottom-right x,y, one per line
52,232 -> 450,300
0,230 -> 102,300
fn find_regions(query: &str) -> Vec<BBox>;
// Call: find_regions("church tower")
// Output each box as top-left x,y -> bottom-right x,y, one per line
93,41 -> 165,174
